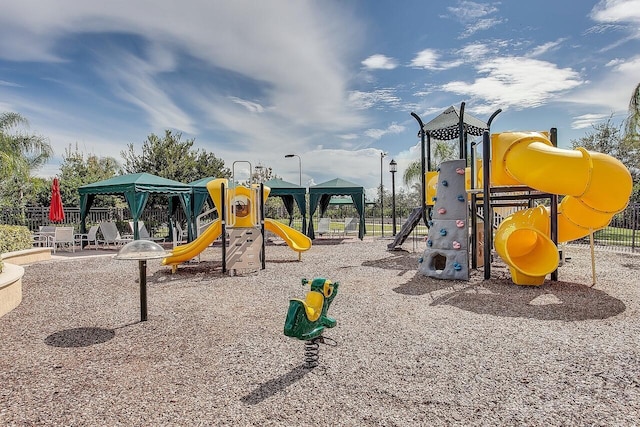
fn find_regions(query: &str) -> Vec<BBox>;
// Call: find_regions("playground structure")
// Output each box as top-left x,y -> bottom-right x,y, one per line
409,104 -> 633,286
284,277 -> 338,368
162,176 -> 311,275
418,159 -> 470,281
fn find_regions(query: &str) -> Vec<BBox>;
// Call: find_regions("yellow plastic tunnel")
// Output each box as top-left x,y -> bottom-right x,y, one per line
493,206 -> 558,285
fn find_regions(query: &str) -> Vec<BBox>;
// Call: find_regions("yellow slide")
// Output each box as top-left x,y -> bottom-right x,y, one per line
162,219 -> 222,269
265,219 -> 312,252
492,132 -> 633,285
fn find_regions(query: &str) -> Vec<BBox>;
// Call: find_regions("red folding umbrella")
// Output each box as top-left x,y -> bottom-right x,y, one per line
48,177 -> 65,222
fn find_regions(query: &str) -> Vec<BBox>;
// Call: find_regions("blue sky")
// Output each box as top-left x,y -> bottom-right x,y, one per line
1,0 -> 639,200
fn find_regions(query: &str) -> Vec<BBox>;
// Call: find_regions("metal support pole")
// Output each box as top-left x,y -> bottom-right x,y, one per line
550,127 -> 559,281
260,183 -> 266,270
139,260 -> 148,322
459,102 -> 466,159
221,182 -> 227,274
391,165 -> 397,236
410,112 -> 429,227
380,151 -> 386,237
483,131 -> 492,280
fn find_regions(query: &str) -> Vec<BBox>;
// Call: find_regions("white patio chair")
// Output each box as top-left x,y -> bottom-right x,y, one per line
129,220 -> 164,242
317,217 -> 331,237
75,225 -> 100,250
343,217 -> 359,236
50,227 -> 76,253
172,222 -> 188,248
98,221 -> 129,248
33,225 -> 56,247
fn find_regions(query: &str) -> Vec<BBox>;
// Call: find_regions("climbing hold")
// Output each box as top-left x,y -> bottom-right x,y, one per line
428,220 -> 433,227
438,208 -> 446,214
457,195 -> 465,202
427,239 -> 432,247
453,262 -> 462,271
442,180 -> 448,187
418,257 -> 424,263
432,196 -> 437,202
455,168 -> 465,175
452,241 -> 461,249
456,220 -> 465,228
440,229 -> 447,236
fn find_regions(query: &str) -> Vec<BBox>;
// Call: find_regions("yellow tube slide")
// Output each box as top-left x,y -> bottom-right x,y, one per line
492,132 -> 632,285
162,219 -> 222,268
264,219 -> 312,252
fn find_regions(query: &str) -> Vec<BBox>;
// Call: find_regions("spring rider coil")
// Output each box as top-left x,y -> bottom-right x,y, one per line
284,278 -> 338,368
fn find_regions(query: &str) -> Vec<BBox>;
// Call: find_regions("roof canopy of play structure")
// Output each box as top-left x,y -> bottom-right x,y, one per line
307,178 -> 366,240
421,105 -> 488,141
78,172 -> 192,239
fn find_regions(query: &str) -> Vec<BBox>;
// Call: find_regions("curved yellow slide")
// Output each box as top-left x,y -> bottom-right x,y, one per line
264,219 -> 312,252
492,132 -> 633,285
162,219 -> 222,269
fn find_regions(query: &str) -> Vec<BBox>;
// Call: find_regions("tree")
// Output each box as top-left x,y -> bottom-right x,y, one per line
623,83 -> 640,202
571,116 -> 640,203
121,130 -> 230,183
403,139 -> 458,186
251,165 -> 275,184
571,116 -> 639,180
0,112 -> 53,208
59,144 -> 122,207
625,82 -> 640,143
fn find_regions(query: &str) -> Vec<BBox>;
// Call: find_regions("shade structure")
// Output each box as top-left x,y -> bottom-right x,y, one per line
263,178 -> 308,233
48,177 -> 65,222
421,105 -> 488,141
78,173 -> 192,240
307,178 -> 366,240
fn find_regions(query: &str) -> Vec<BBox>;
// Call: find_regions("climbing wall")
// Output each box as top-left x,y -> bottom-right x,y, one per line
418,159 -> 469,280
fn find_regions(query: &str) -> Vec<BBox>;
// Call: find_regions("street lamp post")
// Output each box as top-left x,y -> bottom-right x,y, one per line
380,151 -> 387,237
389,159 -> 397,236
284,154 -> 302,186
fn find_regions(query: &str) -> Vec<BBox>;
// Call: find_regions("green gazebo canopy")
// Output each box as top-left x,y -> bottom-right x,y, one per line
78,172 -> 192,240
263,178 -> 307,233
308,178 -> 365,240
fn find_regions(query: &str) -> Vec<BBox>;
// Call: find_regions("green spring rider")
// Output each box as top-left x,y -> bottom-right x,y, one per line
284,278 -> 338,368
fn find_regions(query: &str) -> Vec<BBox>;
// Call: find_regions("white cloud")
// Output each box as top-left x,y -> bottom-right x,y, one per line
229,97 -> 265,114
446,1 -> 502,38
348,89 -> 402,110
0,80 -> 21,87
441,57 -> 584,114
591,0 -> 640,24
571,113 -> 610,129
460,18 -> 503,39
447,1 -> 498,22
364,122 -> 406,140
362,54 -> 398,70
565,55 -> 640,112
605,58 -> 625,67
0,1 -> 366,131
528,39 -> 566,58
458,43 -> 491,59
410,49 -> 463,71
590,0 -> 640,41
410,49 -> 439,69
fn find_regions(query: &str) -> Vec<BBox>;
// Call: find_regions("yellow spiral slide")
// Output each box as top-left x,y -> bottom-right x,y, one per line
492,132 -> 632,285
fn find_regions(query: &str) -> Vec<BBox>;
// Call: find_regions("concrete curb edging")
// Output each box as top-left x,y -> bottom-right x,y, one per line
0,262 -> 24,318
